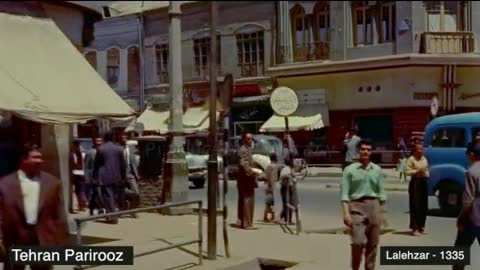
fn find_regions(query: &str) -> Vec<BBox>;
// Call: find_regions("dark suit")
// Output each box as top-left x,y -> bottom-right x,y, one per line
84,148 -> 105,215
237,145 -> 257,228
93,142 -> 126,222
0,171 -> 69,270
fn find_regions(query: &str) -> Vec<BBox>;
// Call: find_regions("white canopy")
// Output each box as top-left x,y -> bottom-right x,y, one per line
260,114 -> 324,133
0,13 -> 135,124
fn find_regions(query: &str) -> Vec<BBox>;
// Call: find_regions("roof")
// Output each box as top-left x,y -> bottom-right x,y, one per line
426,113 -> 480,128
106,1 -> 198,17
66,1 -> 110,14
0,13 -> 135,124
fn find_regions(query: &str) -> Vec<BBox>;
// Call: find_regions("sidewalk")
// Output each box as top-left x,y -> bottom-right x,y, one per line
57,211 -> 456,270
307,167 -> 409,191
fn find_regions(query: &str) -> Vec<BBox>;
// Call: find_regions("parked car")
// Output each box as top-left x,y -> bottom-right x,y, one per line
423,112 -> 480,215
185,135 -> 222,189
76,138 -> 93,160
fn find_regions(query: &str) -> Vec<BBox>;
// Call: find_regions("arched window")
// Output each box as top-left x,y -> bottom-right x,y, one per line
106,48 -> 120,85
235,25 -> 265,77
193,33 -> 221,78
84,51 -> 97,70
155,43 -> 169,83
290,4 -> 311,61
313,2 -> 330,60
127,46 -> 140,93
352,1 -> 396,46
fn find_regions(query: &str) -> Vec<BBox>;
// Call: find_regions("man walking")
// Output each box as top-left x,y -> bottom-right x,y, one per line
0,144 -> 69,270
84,136 -> 105,216
93,132 -> 126,224
237,133 -> 259,229
119,133 -> 140,218
341,139 -> 387,270
452,140 -> 480,270
343,127 -> 361,170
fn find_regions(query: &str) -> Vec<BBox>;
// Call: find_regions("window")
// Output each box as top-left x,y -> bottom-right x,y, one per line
352,1 -> 396,46
193,36 -> 221,78
155,44 -> 169,83
236,31 -> 264,77
291,4 -> 311,61
84,51 -> 97,70
431,128 -> 466,147
106,48 -> 119,85
127,47 -> 140,92
425,1 -> 467,32
356,115 -> 393,145
313,2 -> 330,59
471,127 -> 480,141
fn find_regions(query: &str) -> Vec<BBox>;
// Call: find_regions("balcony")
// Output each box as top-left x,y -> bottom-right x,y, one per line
420,32 -> 475,54
293,41 -> 330,62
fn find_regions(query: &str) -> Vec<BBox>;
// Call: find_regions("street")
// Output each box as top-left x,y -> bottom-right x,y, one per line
189,176 -> 480,269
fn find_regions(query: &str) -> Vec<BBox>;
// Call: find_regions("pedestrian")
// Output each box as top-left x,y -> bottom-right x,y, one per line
397,137 -> 408,182
405,143 -> 429,237
0,144 -> 69,270
452,140 -> 480,270
263,153 -> 279,223
119,133 -> 140,218
237,133 -> 259,230
279,156 -> 298,225
93,132 -> 126,224
70,140 -> 87,211
343,127 -> 361,171
340,139 -> 387,270
84,136 -> 106,216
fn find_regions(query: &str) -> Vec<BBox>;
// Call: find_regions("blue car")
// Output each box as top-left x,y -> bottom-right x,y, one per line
424,112 -> 480,215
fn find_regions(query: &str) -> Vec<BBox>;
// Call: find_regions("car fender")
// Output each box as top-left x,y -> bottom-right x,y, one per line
428,164 -> 466,195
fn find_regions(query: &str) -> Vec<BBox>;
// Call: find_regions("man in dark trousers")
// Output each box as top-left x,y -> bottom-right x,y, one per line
84,136 -> 105,215
341,139 -> 387,270
0,144 -> 69,270
119,133 -> 140,217
237,133 -> 259,230
93,132 -> 126,224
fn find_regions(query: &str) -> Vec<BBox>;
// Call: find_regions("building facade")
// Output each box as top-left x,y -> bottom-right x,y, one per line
270,1 -> 480,150
83,1 -> 480,151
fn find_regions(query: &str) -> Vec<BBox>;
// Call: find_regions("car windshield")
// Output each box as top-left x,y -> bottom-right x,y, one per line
78,140 -> 93,153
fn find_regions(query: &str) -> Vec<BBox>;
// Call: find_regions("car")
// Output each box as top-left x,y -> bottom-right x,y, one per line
423,112 -> 480,215
75,138 -> 94,160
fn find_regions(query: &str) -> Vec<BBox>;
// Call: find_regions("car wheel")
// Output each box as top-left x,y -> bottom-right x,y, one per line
438,181 -> 462,216
193,177 -> 206,189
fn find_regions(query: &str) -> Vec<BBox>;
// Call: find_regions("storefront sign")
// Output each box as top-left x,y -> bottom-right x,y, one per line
239,108 -> 259,120
270,87 -> 298,117
297,89 -> 326,104
413,92 -> 437,100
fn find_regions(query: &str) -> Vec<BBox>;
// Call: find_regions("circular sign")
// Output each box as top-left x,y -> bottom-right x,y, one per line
270,87 -> 299,116
430,96 -> 439,117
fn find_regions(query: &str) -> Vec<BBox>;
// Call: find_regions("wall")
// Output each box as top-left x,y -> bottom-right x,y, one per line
278,66 -> 442,110
456,66 -> 480,107
41,3 -> 85,46
472,1 -> 480,53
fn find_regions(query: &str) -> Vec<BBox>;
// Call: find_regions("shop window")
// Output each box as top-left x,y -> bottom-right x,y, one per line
236,31 -> 264,77
356,115 -> 393,145
431,128 -> 466,147
155,43 -> 169,83
193,35 -> 221,78
106,48 -> 120,86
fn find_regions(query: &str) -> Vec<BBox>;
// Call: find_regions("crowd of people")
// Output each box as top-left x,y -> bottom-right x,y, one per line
69,132 -> 139,224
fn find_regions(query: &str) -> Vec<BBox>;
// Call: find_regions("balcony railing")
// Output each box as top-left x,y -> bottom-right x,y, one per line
293,41 -> 330,62
421,32 -> 475,54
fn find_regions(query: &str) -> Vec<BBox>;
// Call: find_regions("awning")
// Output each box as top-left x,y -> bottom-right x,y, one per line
0,13 -> 135,124
259,114 -> 324,133
233,95 -> 270,104
126,106 -> 219,134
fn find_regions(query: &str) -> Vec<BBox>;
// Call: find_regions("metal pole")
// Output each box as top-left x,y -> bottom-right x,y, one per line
207,0 -> 218,261
198,201 -> 203,265
284,116 -> 290,224
138,15 -> 146,112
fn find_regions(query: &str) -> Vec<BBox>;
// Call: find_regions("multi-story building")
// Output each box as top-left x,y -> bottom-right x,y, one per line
84,1 -> 276,136
85,1 -> 480,151
270,1 -> 480,150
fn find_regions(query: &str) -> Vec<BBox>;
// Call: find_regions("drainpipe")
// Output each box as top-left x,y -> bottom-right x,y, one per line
137,13 -> 146,112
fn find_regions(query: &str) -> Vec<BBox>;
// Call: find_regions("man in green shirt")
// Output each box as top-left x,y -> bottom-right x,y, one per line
341,139 -> 387,270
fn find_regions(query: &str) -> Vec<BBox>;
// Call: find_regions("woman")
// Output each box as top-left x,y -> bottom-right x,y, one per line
397,137 -> 408,182
406,143 -> 429,236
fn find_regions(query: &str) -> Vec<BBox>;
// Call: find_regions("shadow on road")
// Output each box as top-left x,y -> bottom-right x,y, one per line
427,208 -> 458,218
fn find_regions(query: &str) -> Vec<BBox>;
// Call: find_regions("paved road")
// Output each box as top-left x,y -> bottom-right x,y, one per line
189,177 -> 480,269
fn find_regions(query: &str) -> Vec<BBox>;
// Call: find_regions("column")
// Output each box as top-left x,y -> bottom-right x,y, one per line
278,1 -> 293,64
118,48 -> 129,92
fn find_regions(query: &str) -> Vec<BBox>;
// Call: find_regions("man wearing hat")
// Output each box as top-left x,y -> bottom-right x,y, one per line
343,127 -> 361,170
452,140 -> 480,270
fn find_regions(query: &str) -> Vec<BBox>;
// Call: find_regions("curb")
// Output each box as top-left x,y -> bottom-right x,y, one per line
324,184 -> 407,192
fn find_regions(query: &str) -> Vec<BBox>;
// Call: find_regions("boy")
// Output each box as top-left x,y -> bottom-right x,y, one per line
264,153 -> 279,222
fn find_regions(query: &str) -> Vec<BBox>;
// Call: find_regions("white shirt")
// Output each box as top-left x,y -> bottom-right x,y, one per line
18,170 -> 40,225
124,147 -> 130,166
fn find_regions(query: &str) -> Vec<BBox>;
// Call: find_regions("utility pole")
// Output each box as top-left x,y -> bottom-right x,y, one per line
163,1 -> 188,206
207,0 -> 218,261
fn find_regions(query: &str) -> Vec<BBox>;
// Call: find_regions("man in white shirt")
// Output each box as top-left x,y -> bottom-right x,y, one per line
0,144 -> 68,269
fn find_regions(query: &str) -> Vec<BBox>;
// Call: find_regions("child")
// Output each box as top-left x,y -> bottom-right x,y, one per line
264,153 -> 279,222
